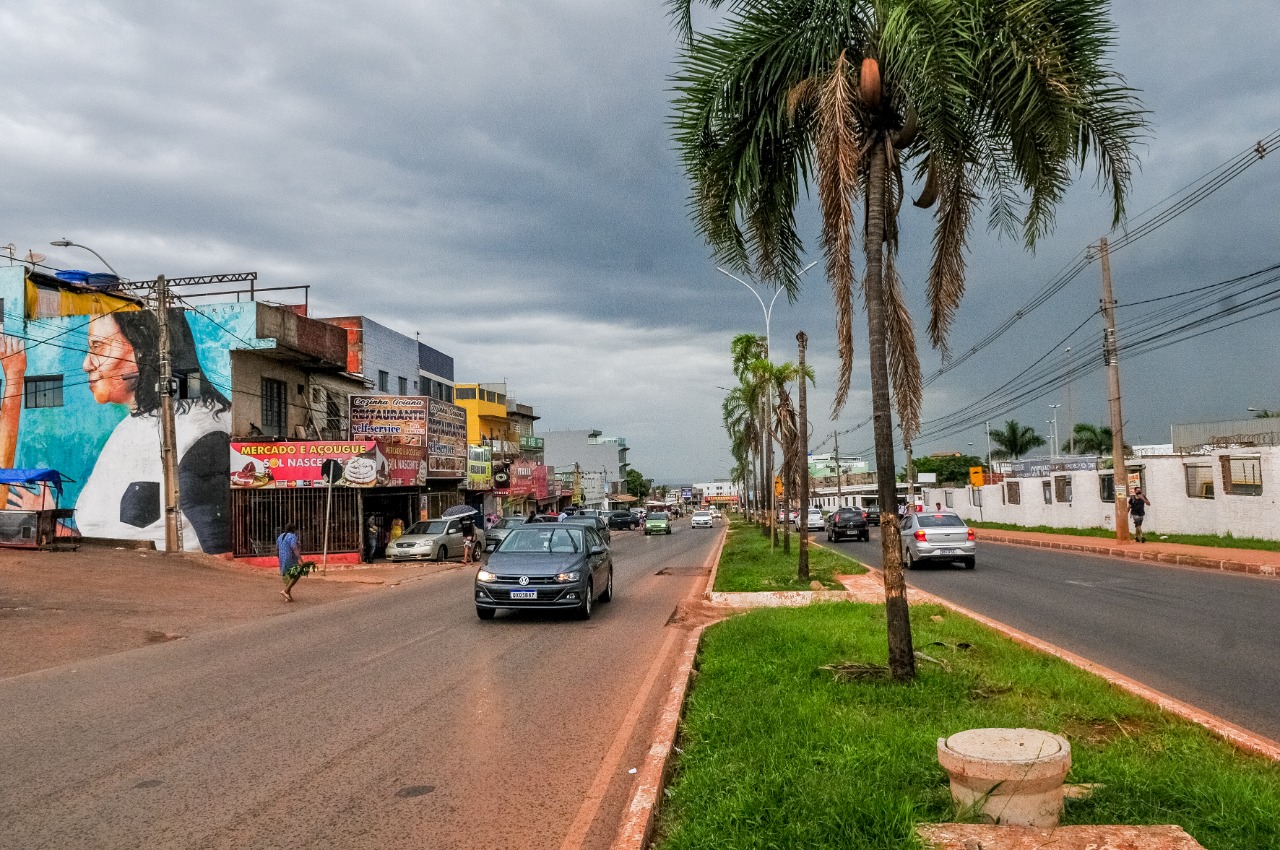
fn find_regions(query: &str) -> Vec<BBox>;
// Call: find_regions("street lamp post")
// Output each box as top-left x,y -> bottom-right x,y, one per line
49,239 -> 123,279
1048,404 -> 1061,459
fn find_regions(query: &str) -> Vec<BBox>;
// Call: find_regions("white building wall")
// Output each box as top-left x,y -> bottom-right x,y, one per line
925,446 -> 1280,540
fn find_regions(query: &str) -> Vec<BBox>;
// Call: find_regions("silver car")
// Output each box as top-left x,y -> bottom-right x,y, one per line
901,511 -> 975,569
388,518 -> 479,562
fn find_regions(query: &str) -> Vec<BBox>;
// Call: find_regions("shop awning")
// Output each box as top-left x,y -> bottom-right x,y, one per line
608,493 -> 637,502
0,468 -> 69,495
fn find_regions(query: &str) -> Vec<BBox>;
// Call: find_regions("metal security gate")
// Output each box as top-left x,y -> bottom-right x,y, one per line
231,488 -> 362,557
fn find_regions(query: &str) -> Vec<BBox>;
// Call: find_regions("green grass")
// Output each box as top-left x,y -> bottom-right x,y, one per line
654,604 -> 1280,849
971,521 -> 1280,553
713,519 -> 866,592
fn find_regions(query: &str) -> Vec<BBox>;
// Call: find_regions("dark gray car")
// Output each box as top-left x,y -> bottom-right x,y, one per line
474,524 -> 614,619
484,516 -> 526,551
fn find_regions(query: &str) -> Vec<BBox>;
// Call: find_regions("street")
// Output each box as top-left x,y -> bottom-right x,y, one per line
827,529 -> 1280,742
0,525 -> 716,850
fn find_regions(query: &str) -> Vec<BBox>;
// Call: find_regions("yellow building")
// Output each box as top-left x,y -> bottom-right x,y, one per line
453,382 -> 512,447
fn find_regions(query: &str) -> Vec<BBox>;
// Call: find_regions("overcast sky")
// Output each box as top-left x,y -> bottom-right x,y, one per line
4,1 -> 1279,484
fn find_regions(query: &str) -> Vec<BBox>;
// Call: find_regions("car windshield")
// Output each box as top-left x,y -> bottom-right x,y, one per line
562,516 -> 594,525
647,512 -> 669,520
406,521 -> 448,535
611,512 -> 630,518
917,514 -> 966,528
499,527 -> 583,554
693,511 -> 711,517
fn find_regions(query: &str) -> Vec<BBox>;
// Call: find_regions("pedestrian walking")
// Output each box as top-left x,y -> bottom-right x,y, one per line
364,515 -> 379,563
277,522 -> 302,602
1128,486 -> 1151,542
461,518 -> 478,565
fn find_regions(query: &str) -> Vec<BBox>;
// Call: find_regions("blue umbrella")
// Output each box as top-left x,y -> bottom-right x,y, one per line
442,504 -> 479,518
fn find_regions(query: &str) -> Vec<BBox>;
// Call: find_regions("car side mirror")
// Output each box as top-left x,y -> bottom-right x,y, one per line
590,545 -> 606,556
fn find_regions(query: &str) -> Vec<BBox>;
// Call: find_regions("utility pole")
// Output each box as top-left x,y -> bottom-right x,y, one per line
833,431 -> 843,508
904,437 -> 915,513
796,332 -> 810,580
155,275 -> 183,552
1099,238 -> 1131,542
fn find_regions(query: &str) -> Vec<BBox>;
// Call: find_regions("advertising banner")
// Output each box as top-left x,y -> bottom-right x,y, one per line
533,464 -> 549,500
426,398 -> 467,478
503,459 -> 537,497
349,395 -> 428,445
467,445 -> 493,490
377,440 -> 426,487
230,441 -> 386,488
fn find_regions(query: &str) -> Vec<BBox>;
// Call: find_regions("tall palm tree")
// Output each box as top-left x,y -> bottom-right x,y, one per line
989,420 -> 1046,460
1066,423 -> 1127,456
672,0 -> 1144,679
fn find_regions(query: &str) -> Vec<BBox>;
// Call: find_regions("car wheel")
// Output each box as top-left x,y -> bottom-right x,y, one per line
476,605 -> 495,620
903,549 -> 915,570
600,567 -> 614,602
826,529 -> 833,541
577,581 -> 593,620
963,557 -> 976,570
435,546 -> 448,562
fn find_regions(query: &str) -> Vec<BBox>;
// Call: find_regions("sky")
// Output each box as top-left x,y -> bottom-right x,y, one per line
3,1 -> 1279,484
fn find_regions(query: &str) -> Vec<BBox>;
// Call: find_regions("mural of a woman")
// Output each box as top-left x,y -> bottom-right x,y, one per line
73,309 -> 233,553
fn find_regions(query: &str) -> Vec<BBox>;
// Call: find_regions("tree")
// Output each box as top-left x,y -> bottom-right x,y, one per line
989,420 -> 1046,460
625,468 -> 652,499
1065,423 -> 1127,456
909,454 -> 984,487
671,0 -> 1143,679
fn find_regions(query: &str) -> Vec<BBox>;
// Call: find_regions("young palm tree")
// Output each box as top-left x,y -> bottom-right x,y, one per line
672,0 -> 1144,679
1066,422 -> 1127,456
989,419 -> 1047,460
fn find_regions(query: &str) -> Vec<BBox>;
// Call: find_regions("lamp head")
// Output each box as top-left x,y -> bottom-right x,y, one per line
50,239 -> 73,247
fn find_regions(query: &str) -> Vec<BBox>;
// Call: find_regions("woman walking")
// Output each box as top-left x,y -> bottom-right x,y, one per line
278,522 -> 302,602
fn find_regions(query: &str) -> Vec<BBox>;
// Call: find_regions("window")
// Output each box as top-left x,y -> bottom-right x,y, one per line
1099,474 -> 1115,502
1054,475 -> 1072,503
970,487 -> 982,507
1220,455 -> 1263,496
325,398 -> 342,439
943,490 -> 954,508
398,376 -> 408,395
1184,464 -> 1214,499
455,387 -> 476,400
23,375 -> 63,408
261,377 -> 288,437
1042,480 -> 1052,504
1006,481 -> 1020,505
378,370 -> 389,392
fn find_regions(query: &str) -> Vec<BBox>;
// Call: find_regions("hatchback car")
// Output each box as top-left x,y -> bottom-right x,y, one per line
388,518 -> 474,562
484,516 -> 526,551
901,511 -> 976,569
561,513 -> 612,544
863,506 -> 881,526
608,510 -> 640,530
690,510 -> 714,529
644,511 -> 672,535
474,524 -> 613,619
825,507 -> 869,542
793,507 -> 825,531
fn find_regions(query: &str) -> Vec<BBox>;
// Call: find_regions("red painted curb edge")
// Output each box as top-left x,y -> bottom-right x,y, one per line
613,525 -> 727,850
981,533 -> 1279,578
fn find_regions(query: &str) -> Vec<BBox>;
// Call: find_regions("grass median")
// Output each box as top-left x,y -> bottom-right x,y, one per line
713,519 -> 866,592
654,602 -> 1280,849
970,520 -> 1280,553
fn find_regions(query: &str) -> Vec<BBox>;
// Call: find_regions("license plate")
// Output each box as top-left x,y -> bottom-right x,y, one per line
510,590 -> 537,599
940,548 -> 959,554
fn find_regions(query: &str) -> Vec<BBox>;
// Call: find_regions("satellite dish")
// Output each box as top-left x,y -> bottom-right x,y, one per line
25,251 -> 45,264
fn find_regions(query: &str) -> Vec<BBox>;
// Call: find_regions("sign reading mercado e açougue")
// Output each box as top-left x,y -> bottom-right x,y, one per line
230,441 -> 388,488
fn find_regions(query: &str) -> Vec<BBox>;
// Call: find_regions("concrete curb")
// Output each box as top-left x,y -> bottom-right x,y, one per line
613,524 -> 727,850
980,532 -> 1280,578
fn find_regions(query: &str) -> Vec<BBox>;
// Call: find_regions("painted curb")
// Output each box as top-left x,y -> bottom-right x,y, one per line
981,532 -> 1280,578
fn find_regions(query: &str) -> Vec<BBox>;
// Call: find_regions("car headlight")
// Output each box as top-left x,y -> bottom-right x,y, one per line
555,570 -> 581,583
476,569 -> 497,582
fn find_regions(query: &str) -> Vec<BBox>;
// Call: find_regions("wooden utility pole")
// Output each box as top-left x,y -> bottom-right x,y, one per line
904,438 -> 915,513
833,431 -> 843,508
155,275 -> 182,552
1099,238 -> 1131,541
797,332 -> 810,580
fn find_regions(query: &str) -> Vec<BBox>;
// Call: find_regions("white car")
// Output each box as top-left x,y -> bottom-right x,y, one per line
691,510 -> 714,529
793,508 -> 824,531
709,508 -> 722,519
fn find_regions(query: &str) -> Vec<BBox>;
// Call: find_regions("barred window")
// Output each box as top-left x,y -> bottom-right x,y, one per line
24,375 -> 64,408
970,487 -> 982,507
1006,481 -> 1020,505
1099,474 -> 1115,502
1054,475 -> 1072,503
261,377 -> 287,437
1220,455 -> 1262,496
1042,480 -> 1052,504
1184,464 -> 1215,499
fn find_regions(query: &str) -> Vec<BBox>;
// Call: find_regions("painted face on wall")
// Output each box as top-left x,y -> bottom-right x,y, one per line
83,314 -> 139,406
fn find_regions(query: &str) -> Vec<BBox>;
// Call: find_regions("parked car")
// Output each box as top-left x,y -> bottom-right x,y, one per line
608,510 -> 641,530
644,511 -> 672,535
901,511 -> 976,569
690,510 -> 714,529
485,516 -> 526,551
387,518 -> 477,562
561,513 -> 612,544
793,507 -> 825,531
825,507 -> 869,542
709,507 -> 723,519
474,524 -> 613,619
863,506 -> 881,526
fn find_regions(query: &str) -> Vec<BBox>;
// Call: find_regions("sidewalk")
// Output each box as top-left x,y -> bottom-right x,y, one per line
977,528 -> 1280,577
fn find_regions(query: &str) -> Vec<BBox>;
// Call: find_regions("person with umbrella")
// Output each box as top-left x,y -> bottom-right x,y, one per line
442,504 -> 481,564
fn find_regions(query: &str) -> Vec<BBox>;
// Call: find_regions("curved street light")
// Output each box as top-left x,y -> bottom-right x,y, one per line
49,239 -> 122,278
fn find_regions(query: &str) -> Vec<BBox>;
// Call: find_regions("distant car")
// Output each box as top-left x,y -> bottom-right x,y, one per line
644,511 -> 672,535
864,506 -> 881,526
474,524 -> 613,620
709,507 -> 723,520
608,510 -> 640,530
793,507 -> 825,531
901,511 -> 976,569
826,507 -> 869,542
485,516 -> 526,551
525,515 -> 559,524
561,513 -> 612,544
388,518 -> 477,562
690,510 -> 714,529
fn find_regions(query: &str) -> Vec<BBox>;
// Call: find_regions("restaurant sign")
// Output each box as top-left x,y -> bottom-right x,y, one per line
349,395 -> 427,445
230,441 -> 387,488
426,398 -> 467,478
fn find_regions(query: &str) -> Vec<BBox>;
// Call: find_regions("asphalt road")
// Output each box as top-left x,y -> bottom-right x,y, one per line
0,524 -> 716,850
828,529 -> 1280,742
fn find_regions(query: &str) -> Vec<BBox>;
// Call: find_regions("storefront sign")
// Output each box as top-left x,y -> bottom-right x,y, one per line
350,395 -> 427,445
426,398 -> 467,478
230,441 -> 386,488
1008,456 -> 1100,478
467,445 -> 493,490
377,440 -> 426,486
533,464 -> 549,500
519,435 -> 544,451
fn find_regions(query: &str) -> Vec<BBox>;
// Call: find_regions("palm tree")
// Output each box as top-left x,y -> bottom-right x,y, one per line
1066,423 -> 1127,456
989,420 -> 1047,460
671,0 -> 1143,679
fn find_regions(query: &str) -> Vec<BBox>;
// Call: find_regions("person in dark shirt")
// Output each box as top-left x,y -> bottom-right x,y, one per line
1127,487 -> 1151,542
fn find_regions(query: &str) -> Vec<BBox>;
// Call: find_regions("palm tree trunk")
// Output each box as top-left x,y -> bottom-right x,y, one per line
865,138 -> 915,681
760,397 -> 771,537
797,331 -> 810,580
